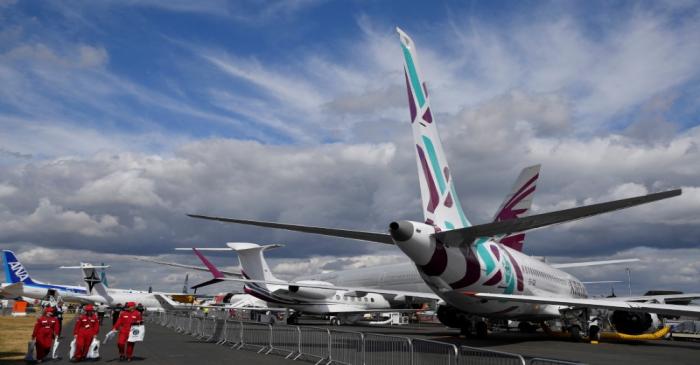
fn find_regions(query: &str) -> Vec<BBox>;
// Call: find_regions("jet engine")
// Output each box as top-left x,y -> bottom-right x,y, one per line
610,310 -> 660,335
288,281 -> 336,300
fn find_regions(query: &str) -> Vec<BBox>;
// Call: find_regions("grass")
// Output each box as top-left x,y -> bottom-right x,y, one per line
0,313 -> 75,363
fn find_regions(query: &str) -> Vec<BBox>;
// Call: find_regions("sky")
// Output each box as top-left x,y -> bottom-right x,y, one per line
0,0 -> 699,297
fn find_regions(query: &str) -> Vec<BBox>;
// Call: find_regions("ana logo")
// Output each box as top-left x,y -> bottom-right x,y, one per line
9,262 -> 29,282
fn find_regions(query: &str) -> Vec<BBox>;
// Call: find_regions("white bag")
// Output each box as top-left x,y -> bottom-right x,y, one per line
51,338 -> 60,359
68,338 -> 76,359
127,325 -> 145,342
104,330 -> 117,344
25,340 -> 36,361
87,338 -> 100,359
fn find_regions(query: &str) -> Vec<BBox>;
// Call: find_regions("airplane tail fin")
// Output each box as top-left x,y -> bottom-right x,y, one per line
2,250 -> 36,285
225,242 -> 283,290
58,263 -> 109,295
398,27 -> 470,230
492,164 -> 541,251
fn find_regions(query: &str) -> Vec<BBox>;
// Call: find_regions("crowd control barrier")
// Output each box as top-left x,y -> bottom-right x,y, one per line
146,311 -> 586,365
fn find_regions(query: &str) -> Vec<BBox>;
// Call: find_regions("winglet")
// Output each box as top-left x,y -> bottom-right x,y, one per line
191,248 -> 225,279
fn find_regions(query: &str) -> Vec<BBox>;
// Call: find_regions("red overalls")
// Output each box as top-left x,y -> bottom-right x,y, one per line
112,310 -> 142,359
73,313 -> 99,360
32,315 -> 58,360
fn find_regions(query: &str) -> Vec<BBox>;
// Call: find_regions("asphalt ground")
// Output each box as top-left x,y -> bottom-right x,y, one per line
297,319 -> 700,365
17,317 -> 296,365
18,317 -> 700,365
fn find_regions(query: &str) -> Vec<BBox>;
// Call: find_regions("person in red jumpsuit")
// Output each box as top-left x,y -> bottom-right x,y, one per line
32,307 -> 59,363
112,301 -> 143,361
72,304 -> 99,362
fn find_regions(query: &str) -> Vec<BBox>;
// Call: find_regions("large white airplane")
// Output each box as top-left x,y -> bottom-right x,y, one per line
1,250 -> 191,311
186,28 -> 700,340
176,244 -> 426,325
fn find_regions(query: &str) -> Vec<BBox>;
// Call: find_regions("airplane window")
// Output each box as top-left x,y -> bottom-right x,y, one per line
371,298 -> 374,302
335,295 -> 340,300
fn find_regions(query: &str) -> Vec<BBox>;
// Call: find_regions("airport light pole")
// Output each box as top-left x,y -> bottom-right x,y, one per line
626,267 -> 632,296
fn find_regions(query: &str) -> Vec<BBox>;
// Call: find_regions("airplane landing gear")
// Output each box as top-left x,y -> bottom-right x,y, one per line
460,321 -> 472,337
287,313 -> 299,325
475,321 -> 488,339
330,316 -> 342,326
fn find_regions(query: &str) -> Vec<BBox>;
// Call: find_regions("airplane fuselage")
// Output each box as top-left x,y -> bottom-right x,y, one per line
392,220 -> 587,320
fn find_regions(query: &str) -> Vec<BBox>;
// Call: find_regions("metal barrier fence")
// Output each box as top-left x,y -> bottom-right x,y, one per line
412,338 -> 459,365
147,312 -> 585,365
458,345 -> 526,365
363,332 -> 411,365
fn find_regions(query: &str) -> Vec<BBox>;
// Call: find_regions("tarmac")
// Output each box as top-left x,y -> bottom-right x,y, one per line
24,317 -> 700,365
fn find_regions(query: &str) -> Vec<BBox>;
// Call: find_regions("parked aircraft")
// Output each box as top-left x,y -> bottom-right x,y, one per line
187,28 -> 700,340
1,250 -> 191,311
178,244 -> 429,325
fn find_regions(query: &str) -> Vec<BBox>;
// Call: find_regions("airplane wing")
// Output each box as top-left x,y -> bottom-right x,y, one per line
465,292 -> 700,318
133,257 -> 243,278
187,189 -> 680,247
0,282 -> 23,296
613,293 -> 700,304
186,214 -> 394,244
218,277 -> 441,301
436,189 -> 681,246
551,258 -> 640,269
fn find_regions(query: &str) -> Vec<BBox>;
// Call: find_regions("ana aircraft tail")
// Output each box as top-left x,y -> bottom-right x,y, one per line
398,27 -> 470,230
492,164 -> 541,251
2,250 -> 36,285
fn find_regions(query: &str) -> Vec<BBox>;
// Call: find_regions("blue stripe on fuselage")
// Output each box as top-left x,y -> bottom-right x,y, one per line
24,282 -> 87,294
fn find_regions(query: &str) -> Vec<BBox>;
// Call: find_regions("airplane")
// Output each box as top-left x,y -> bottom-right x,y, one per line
1,250 -> 192,311
185,27 -> 700,341
174,244 -> 431,325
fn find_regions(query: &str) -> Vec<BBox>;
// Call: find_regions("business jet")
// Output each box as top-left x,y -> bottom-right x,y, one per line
1,250 -> 191,311
187,28 -> 700,340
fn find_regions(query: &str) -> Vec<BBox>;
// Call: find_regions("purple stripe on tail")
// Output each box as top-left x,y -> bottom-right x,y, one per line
450,247 -> 481,289
503,249 -> 524,292
420,244 -> 447,276
499,234 -> 525,252
405,69 -> 417,122
483,270 -> 502,286
417,145 -> 439,213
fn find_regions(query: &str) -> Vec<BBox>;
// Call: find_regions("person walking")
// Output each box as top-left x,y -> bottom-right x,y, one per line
111,303 -> 123,326
54,302 -> 64,338
112,302 -> 143,361
72,304 -> 99,362
31,307 -> 59,363
97,304 -> 107,324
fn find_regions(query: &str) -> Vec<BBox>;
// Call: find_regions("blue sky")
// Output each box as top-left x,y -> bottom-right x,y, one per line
1,0 -> 699,294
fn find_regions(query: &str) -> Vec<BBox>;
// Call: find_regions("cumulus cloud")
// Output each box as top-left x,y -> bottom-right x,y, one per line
0,3 -> 698,294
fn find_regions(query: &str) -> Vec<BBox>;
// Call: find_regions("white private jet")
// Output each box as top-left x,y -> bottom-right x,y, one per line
186,28 -> 700,340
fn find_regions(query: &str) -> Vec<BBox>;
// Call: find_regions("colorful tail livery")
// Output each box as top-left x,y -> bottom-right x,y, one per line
398,27 -> 470,231
492,164 -> 541,251
2,250 -> 36,285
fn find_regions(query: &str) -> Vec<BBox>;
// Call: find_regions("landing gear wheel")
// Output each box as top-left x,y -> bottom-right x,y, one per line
569,325 -> 582,341
287,316 -> 298,325
588,325 -> 600,342
518,322 -> 537,333
460,326 -> 472,337
330,317 -> 341,326
475,321 -> 488,339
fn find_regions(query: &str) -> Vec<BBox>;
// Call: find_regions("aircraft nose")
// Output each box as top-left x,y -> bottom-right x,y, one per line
389,220 -> 414,242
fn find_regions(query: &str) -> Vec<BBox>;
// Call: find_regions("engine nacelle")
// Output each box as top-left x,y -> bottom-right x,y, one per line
611,310 -> 660,335
288,281 -> 336,300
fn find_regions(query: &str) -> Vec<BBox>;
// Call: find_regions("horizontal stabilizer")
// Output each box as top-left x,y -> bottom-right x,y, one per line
133,257 -> 242,277
187,214 -> 394,244
551,258 -> 640,269
191,278 -> 224,290
436,189 -> 681,246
